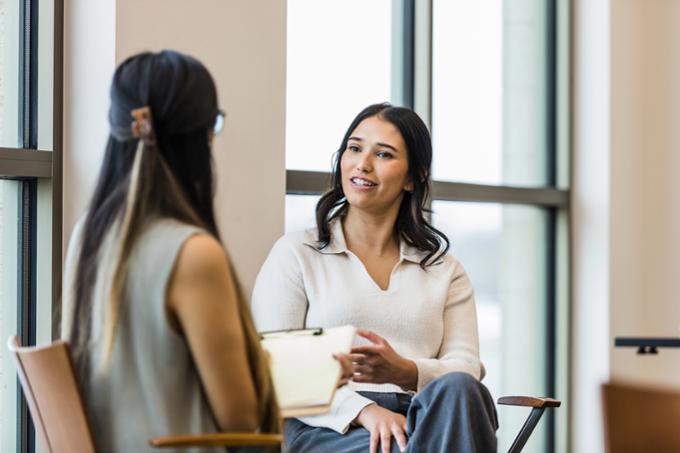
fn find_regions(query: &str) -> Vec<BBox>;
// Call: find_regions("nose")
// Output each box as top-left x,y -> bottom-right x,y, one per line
356,152 -> 373,173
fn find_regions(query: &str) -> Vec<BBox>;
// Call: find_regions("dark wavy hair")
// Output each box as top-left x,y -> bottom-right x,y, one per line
65,50 -> 280,434
315,103 -> 449,267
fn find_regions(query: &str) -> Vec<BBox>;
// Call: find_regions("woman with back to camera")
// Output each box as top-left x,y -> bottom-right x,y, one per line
61,50 -> 279,452
252,103 -> 498,452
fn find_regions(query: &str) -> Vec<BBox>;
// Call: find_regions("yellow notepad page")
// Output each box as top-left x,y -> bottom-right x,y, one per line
260,325 -> 356,418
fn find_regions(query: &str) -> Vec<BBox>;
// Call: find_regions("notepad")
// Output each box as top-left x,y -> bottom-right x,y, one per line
260,325 -> 356,418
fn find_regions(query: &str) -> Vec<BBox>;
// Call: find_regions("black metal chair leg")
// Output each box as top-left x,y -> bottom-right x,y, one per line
507,407 -> 546,453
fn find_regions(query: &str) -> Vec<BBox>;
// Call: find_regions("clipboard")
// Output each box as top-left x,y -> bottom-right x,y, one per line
260,325 -> 356,418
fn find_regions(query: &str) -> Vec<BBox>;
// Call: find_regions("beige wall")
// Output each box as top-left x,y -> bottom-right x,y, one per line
609,0 -> 680,383
573,0 -> 680,451
64,0 -> 286,292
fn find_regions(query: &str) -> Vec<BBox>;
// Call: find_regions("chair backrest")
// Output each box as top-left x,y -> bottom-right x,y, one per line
602,381 -> 680,453
7,336 -> 96,453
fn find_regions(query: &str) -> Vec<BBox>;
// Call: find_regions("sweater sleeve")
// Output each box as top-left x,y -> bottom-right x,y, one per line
412,260 -> 483,391
297,386 -> 375,434
251,236 -> 308,331
251,236 -> 374,433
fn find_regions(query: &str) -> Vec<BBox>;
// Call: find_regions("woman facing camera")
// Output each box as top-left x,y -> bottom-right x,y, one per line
252,103 -> 498,453
61,51 -> 279,452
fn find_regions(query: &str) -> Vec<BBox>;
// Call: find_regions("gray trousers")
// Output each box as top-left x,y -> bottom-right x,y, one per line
284,372 -> 499,453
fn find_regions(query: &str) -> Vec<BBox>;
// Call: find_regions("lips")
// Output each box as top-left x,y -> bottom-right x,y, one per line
350,177 -> 377,187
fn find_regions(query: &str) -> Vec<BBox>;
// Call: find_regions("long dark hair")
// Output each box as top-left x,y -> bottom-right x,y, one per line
64,50 -> 280,433
316,103 -> 449,267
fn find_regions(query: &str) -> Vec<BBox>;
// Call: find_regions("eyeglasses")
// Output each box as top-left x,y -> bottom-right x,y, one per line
214,110 -> 226,135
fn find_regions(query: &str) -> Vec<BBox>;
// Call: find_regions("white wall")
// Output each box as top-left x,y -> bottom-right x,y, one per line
63,0 -> 116,252
572,0 -> 680,451
63,0 -> 286,293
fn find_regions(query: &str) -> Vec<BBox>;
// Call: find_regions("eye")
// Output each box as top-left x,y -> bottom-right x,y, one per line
376,151 -> 394,159
348,144 -> 361,153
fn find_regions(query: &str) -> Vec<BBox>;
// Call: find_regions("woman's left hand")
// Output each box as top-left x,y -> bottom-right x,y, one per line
333,353 -> 355,388
350,329 -> 418,391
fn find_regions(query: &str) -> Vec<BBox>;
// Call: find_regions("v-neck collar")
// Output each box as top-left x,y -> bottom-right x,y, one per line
302,218 -> 428,264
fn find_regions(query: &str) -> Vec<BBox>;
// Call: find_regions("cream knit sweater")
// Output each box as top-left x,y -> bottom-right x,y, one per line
251,219 -> 483,434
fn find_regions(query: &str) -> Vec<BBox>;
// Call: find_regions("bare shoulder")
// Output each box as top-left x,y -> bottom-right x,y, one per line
175,233 -> 231,278
168,234 -> 235,316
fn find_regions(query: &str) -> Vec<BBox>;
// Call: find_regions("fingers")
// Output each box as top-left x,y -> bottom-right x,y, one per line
333,353 -> 354,380
381,430 -> 392,453
357,329 -> 385,345
349,352 -> 370,361
353,362 -> 380,383
370,431 -> 380,453
393,425 -> 408,452
351,346 -> 380,355
352,373 -> 370,383
350,352 -> 376,370
354,362 -> 375,375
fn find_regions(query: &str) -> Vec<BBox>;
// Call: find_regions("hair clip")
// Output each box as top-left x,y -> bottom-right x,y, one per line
131,106 -> 157,146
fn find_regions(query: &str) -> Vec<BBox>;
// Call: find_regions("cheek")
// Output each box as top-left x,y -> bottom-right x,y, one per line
340,152 -> 354,172
339,153 -> 352,188
382,163 -> 410,188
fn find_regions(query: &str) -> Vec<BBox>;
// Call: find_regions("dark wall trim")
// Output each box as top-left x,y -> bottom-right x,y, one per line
0,149 -> 52,178
431,180 -> 569,207
287,170 -> 570,208
286,170 -> 332,196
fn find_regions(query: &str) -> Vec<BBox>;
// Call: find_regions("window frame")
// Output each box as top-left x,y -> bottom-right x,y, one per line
0,0 -> 63,451
284,1 -> 570,452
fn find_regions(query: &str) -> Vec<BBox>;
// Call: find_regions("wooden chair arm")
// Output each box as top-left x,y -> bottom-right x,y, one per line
497,396 -> 561,408
149,432 -> 283,448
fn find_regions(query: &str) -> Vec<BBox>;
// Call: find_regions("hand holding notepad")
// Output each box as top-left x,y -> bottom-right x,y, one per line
260,325 -> 356,417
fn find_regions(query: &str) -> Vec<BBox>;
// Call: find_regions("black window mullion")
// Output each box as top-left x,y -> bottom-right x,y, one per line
545,207 -> 557,453
19,0 -> 39,149
545,1 -> 558,452
17,1 -> 39,452
402,0 -> 415,110
16,180 -> 37,453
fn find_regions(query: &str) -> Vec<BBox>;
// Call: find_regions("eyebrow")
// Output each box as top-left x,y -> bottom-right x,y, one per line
348,136 -> 399,153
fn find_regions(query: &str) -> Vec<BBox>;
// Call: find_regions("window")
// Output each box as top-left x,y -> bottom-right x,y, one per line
0,180 -> 19,453
431,0 -> 551,187
286,0 -> 393,173
286,1 -> 570,452
432,202 -> 552,449
0,0 -> 62,451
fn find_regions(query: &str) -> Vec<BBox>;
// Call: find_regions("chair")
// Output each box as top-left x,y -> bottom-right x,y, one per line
498,396 -> 561,453
602,381 -> 680,453
7,336 -> 282,452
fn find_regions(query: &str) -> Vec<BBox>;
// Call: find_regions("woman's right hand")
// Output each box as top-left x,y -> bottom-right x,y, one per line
355,404 -> 408,453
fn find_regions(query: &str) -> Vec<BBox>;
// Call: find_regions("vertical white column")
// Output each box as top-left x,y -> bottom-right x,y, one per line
572,0 -> 611,451
62,0 -> 117,250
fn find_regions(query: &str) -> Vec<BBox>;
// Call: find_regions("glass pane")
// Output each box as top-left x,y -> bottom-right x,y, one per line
285,194 -> 320,234
432,201 -> 548,453
37,0 -> 55,151
0,1 -> 21,148
431,0 -> 549,186
286,0 -> 392,172
0,180 -> 19,452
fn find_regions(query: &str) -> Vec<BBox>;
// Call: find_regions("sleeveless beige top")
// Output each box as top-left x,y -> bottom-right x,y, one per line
62,218 -> 223,453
